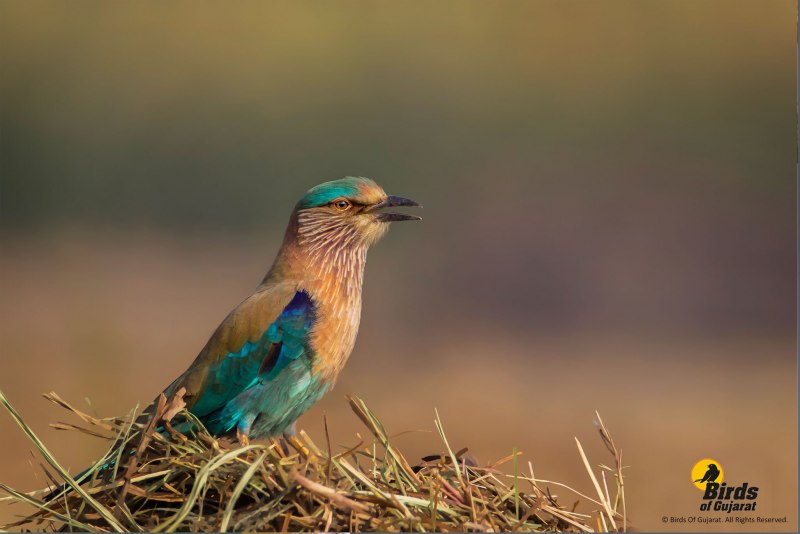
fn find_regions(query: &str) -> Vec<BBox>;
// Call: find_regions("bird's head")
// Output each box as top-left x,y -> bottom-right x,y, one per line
293,177 -> 421,252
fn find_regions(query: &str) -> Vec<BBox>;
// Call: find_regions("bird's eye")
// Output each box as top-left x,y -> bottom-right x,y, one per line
333,199 -> 351,211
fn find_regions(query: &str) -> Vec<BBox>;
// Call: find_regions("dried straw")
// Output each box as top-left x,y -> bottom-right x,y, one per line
0,390 -> 626,532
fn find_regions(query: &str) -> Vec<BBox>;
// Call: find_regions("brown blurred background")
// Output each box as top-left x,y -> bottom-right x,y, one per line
0,1 -> 796,531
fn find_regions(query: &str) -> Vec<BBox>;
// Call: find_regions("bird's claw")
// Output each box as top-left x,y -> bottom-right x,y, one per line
236,428 -> 250,447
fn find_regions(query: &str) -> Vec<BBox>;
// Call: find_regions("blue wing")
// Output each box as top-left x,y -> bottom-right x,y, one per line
191,290 -> 317,434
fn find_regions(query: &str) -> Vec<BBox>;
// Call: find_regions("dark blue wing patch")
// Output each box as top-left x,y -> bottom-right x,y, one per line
259,290 -> 316,380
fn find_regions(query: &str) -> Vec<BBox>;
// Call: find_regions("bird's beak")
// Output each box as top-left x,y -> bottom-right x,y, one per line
370,195 -> 422,222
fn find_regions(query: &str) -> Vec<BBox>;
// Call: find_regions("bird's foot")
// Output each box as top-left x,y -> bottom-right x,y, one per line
236,427 -> 250,447
276,437 -> 291,456
285,434 -> 317,462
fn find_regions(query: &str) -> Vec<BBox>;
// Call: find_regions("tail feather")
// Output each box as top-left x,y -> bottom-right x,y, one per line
42,458 -> 116,503
42,389 -> 197,503
42,405 -> 154,503
43,399 -> 200,503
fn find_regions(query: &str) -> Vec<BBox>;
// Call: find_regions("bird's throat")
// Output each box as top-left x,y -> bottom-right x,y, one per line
300,244 -> 367,382
266,219 -> 369,382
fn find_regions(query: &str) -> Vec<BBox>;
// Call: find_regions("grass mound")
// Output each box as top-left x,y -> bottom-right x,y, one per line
0,390 -> 626,532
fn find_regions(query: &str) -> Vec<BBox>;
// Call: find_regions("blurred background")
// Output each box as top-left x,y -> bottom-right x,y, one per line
0,1 -> 796,531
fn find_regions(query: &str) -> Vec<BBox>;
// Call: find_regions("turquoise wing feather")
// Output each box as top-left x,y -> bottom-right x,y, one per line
191,290 -> 317,434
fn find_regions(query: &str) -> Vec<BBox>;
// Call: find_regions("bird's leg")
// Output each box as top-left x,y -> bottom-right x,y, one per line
276,437 -> 291,456
283,422 -> 297,438
236,416 -> 254,447
236,427 -> 250,447
281,423 -> 317,460
274,423 -> 294,455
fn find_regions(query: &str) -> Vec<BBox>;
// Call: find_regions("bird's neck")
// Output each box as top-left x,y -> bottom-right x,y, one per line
263,213 -> 368,380
265,213 -> 368,298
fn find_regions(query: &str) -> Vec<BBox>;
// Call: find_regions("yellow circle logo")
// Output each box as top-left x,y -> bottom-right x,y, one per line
691,458 -> 724,490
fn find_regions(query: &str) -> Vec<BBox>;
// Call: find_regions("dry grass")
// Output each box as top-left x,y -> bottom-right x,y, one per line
0,389 -> 626,532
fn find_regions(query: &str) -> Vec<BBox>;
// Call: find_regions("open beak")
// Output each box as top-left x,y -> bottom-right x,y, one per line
371,195 -> 422,222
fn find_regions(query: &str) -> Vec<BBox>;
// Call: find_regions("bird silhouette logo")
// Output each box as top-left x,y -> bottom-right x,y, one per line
695,464 -> 720,484
691,458 -> 724,490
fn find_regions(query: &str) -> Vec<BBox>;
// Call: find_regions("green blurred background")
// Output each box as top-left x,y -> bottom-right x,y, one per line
0,1 -> 796,531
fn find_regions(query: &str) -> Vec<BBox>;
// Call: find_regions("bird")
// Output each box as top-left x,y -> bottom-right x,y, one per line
694,464 -> 721,484
46,176 -> 419,499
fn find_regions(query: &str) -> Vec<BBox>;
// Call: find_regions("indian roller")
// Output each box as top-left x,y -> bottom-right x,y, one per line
150,176 -> 421,444
44,177 -> 419,501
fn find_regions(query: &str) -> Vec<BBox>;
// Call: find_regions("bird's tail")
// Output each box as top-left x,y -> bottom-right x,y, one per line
42,401 -> 159,503
42,456 -> 117,503
42,389 -> 192,504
